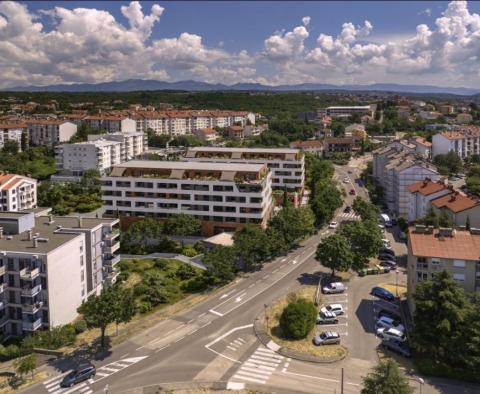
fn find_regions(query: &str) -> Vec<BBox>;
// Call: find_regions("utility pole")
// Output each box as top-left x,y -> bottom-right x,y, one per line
341,368 -> 344,394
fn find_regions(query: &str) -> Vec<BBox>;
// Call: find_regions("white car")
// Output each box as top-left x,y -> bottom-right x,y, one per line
320,304 -> 344,316
322,282 -> 345,294
329,221 -> 338,229
375,316 -> 405,332
376,327 -> 407,342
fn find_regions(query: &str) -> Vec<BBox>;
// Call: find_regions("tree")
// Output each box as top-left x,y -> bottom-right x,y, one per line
112,287 -> 136,335
279,297 -> 317,339
433,151 -> 463,176
352,197 -> 379,222
310,179 -> 342,226
438,209 -> 453,228
233,224 -> 272,271
14,353 -> 37,379
203,246 -> 236,285
78,286 -> 120,348
163,213 -> 201,236
2,140 -> 19,154
269,206 -> 315,249
120,218 -> 177,254
422,206 -> 439,228
362,359 -> 414,394
315,234 -> 354,277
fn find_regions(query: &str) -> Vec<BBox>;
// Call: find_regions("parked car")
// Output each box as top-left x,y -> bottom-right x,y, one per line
313,331 -> 341,345
376,316 -> 405,332
329,221 -> 338,229
344,206 -> 352,213
380,339 -> 412,358
320,304 -> 344,316
317,310 -> 339,325
378,224 -> 385,230
349,189 -> 356,195
380,261 -> 397,269
378,253 -> 396,261
370,286 -> 395,302
323,282 -> 345,294
376,327 -> 407,342
379,248 -> 395,257
61,364 -> 96,388
377,309 -> 400,321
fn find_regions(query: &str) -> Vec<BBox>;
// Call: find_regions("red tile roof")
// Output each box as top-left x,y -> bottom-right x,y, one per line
407,179 -> 448,196
431,191 -> 480,213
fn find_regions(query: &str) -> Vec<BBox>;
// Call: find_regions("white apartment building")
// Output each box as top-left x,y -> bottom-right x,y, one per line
0,174 -> 36,212
185,147 -> 305,191
27,120 -> 77,146
317,105 -> 375,118
0,121 -> 26,151
410,137 -> 432,159
0,212 -> 120,338
407,179 -> 452,222
84,116 -> 136,133
102,160 -> 274,236
89,132 -> 147,161
432,127 -> 480,158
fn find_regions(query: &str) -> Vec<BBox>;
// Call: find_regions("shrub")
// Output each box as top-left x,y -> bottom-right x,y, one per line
154,259 -> 168,270
176,264 -> 197,280
73,320 -> 87,334
181,245 -> 198,257
133,283 -> 149,297
138,301 -> 153,314
182,276 -> 208,293
279,298 -> 317,340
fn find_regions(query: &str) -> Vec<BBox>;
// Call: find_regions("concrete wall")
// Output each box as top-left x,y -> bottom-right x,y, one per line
58,122 -> 78,142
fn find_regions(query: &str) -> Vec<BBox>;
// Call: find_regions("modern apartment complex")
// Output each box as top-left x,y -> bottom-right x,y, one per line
0,174 -> 37,212
26,120 -> 77,146
317,105 -> 375,118
407,225 -> 480,312
0,121 -> 26,151
0,212 -> 120,338
432,126 -> 480,158
102,160 -> 274,236
184,147 -> 304,191
84,115 -> 136,134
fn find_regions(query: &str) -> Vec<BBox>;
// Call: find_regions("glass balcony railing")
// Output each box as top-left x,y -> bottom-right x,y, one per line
19,267 -> 40,281
22,317 -> 42,331
21,284 -> 42,297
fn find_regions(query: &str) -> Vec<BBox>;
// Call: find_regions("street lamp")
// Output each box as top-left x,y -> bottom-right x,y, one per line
415,376 -> 425,394
264,304 -> 269,333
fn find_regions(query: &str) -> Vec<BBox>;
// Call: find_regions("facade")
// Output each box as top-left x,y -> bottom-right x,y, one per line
407,179 -> 451,222
84,116 -> 136,134
0,174 -> 37,212
102,160 -> 274,236
317,105 -> 375,118
289,140 -> 323,156
344,124 -> 367,140
431,191 -> 480,228
27,120 -> 77,146
184,147 -> 304,191
438,104 -> 455,115
89,132 -> 147,161
0,212 -> 120,338
323,137 -> 359,155
410,137 -> 432,158
0,121 -> 26,151
407,225 -> 480,312
226,126 -> 244,140
192,128 -> 218,143
432,127 -> 480,158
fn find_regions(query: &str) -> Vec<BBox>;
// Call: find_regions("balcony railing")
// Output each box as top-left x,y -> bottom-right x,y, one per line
104,268 -> 120,286
103,242 -> 120,254
22,302 -> 43,314
104,255 -> 120,267
21,284 -> 42,297
19,267 -> 40,281
22,318 -> 42,331
0,283 -> 7,293
0,266 -> 5,276
104,230 -> 120,241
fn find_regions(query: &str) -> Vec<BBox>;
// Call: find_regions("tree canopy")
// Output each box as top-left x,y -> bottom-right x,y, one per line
433,151 -> 463,176
315,234 -> 354,277
362,359 -> 414,394
279,297 -> 317,340
203,246 -> 236,285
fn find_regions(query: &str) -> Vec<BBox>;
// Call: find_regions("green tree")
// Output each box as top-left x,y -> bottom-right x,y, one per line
112,287 -> 136,335
269,206 -> 315,249
362,359 -> 414,394
279,297 -> 317,340
422,206 -> 439,228
233,224 -> 272,271
310,179 -> 342,226
2,140 -> 19,154
315,234 -> 354,277
433,151 -> 463,176
120,218 -> 177,254
352,197 -> 379,222
203,246 -> 236,285
14,353 -> 37,379
438,209 -> 453,228
163,213 -> 201,236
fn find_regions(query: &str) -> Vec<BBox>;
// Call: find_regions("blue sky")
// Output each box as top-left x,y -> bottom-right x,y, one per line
3,1 -> 480,87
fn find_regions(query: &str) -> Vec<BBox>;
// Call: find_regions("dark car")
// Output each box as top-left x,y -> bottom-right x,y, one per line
379,248 -> 395,257
370,286 -> 395,302
377,309 -> 400,321
380,339 -> 412,358
60,364 -> 96,388
344,206 -> 352,213
380,260 -> 397,268
379,253 -> 396,262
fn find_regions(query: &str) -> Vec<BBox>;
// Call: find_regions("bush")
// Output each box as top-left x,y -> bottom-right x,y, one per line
21,325 -> 77,350
154,259 -> 168,270
279,298 -> 317,340
182,275 -> 208,293
138,301 -> 153,314
0,344 -> 25,361
181,245 -> 198,257
176,264 -> 197,280
73,320 -> 87,334
133,283 -> 149,297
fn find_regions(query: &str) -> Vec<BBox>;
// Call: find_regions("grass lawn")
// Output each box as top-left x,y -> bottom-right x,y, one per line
265,285 -> 348,360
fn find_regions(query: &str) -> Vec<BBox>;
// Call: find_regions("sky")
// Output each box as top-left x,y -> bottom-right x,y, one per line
2,1 -> 480,88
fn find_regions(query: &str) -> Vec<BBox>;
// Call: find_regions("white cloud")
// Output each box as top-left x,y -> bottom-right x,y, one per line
1,1 -> 480,88
418,8 -> 432,17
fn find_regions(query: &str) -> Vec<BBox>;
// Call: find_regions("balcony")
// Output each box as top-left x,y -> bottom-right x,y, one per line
21,284 -> 42,297
104,254 -> 120,267
0,301 -> 5,310
104,230 -> 120,241
23,301 -> 43,314
22,317 -> 42,331
19,267 -> 40,281
103,241 -> 120,254
0,265 -> 5,276
0,283 -> 7,293
104,267 -> 120,286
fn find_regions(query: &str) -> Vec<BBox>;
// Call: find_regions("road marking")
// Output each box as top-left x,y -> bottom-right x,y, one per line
155,344 -> 170,353
120,353 -> 129,359
272,269 -> 279,273
136,346 -> 144,351
44,373 -> 70,385
292,260 -> 298,265
198,312 -> 206,318
263,274 -> 270,279
209,309 -> 224,317
95,372 -> 110,377
235,295 -> 244,302
281,258 -> 287,262
204,324 -> 253,363
227,345 -> 236,351
91,356 -> 148,384
50,383 -> 88,394
201,321 -> 211,328
219,290 -> 236,299
248,283 -> 255,288
232,374 -> 266,384
187,319 -> 195,324
281,369 -> 361,387
174,336 -> 185,343
190,329 -> 198,335
227,382 -> 245,390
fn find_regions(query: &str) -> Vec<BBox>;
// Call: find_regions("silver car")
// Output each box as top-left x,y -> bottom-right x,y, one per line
313,331 -> 341,346
322,282 -> 345,294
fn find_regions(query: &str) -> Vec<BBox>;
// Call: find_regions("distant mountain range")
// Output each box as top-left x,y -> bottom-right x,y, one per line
3,79 -> 480,96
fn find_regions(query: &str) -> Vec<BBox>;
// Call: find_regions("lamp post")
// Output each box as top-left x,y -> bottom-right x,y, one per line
264,304 -> 269,333
415,376 -> 424,394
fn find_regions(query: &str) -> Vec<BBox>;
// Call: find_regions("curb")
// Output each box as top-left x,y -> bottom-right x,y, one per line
253,317 -> 347,364
119,381 -> 228,393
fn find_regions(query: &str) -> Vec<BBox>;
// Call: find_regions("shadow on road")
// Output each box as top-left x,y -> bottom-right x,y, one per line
355,298 -> 376,334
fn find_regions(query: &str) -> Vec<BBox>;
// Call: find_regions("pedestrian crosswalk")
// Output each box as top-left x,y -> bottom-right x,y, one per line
42,373 -> 92,394
226,336 -> 246,352
229,345 -> 283,385
338,212 -> 359,221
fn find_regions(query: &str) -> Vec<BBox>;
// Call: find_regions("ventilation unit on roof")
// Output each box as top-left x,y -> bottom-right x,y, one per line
36,238 -> 49,243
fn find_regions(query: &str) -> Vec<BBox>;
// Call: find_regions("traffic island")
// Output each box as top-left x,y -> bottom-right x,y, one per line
254,285 -> 348,363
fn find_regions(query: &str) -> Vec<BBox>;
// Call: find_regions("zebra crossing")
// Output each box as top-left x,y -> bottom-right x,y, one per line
229,345 -> 283,385
338,212 -> 359,221
42,356 -> 147,394
226,336 -> 246,352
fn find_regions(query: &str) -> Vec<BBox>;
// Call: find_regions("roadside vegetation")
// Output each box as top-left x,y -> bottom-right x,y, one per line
0,143 -> 56,180
361,359 -> 414,394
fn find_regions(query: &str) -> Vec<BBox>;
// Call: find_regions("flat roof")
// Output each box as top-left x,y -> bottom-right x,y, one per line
110,160 -> 265,173
187,147 -> 300,154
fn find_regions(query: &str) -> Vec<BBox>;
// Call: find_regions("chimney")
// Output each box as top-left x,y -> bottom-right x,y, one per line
415,224 -> 426,233
27,230 -> 32,241
33,238 -> 38,248
78,216 -> 83,228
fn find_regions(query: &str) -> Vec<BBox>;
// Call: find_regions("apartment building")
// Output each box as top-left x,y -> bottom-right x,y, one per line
102,160 -> 273,236
185,147 -> 304,191
0,212 -> 120,338
317,105 -> 375,118
431,191 -> 480,228
226,126 -> 244,140
89,132 -> 147,161
0,121 -> 26,151
432,126 -> 480,158
407,179 -> 451,222
289,140 -> 323,156
407,225 -> 480,312
192,128 -> 218,143
84,115 -> 136,134
27,120 -> 77,146
323,137 -> 359,155
410,137 -> 432,158
0,174 -> 36,212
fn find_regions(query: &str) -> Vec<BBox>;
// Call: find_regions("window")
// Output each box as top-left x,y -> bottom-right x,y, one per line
431,259 -> 440,265
81,270 -> 84,282
453,273 -> 465,281
453,260 -> 466,268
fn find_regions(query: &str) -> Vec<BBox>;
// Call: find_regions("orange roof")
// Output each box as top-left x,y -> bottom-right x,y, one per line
291,140 -> 323,148
26,119 -> 67,125
440,131 -> 465,140
407,179 -> 448,196
0,174 -> 34,190
414,137 -> 432,147
199,128 -> 216,135
431,191 -> 480,213
0,121 -> 27,129
409,227 -> 480,260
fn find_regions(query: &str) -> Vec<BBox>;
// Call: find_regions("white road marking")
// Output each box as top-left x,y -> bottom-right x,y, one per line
174,336 -> 185,343
281,369 -> 361,387
227,345 -> 237,351
50,383 -> 88,394
44,373 -> 70,385
209,309 -> 224,317
155,344 -> 170,353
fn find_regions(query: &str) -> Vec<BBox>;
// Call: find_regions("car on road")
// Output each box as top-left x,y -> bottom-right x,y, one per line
379,260 -> 397,269
322,282 -> 345,294
344,206 -> 352,213
370,286 -> 395,302
320,304 -> 344,316
376,327 -> 407,342
317,310 -> 339,325
379,248 -> 395,258
375,316 -> 405,332
313,331 -> 341,345
349,189 -> 356,195
343,177 -> 350,183
382,239 -> 392,249
378,251 -> 396,260
61,364 -> 96,388
380,339 -> 412,358
329,221 -> 338,229
377,309 -> 400,321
